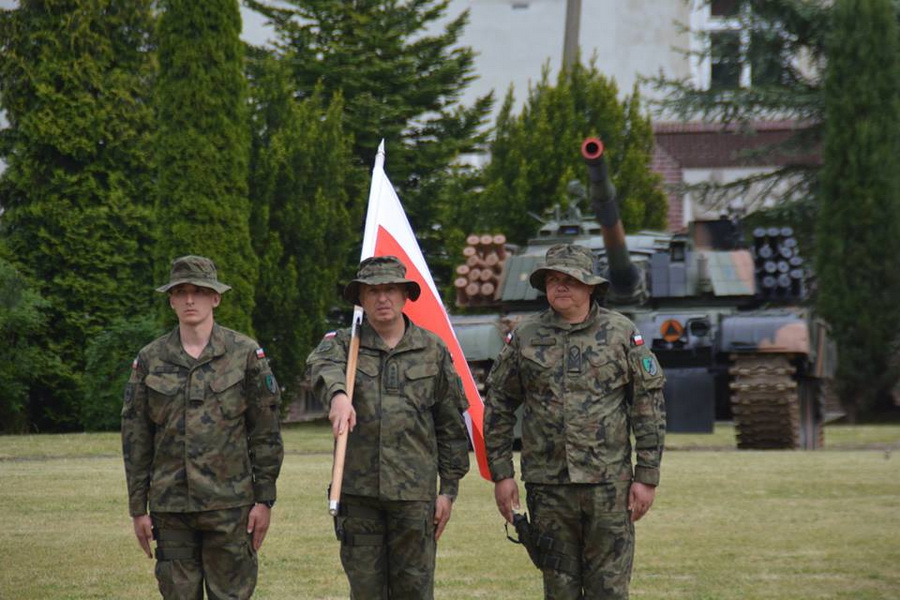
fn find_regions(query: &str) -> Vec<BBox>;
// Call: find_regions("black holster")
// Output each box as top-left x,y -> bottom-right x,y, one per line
505,513 -> 579,575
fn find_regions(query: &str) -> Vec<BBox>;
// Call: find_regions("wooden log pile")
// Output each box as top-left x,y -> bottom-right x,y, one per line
454,233 -> 508,307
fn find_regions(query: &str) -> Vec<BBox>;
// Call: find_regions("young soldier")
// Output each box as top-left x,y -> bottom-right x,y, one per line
122,255 -> 284,599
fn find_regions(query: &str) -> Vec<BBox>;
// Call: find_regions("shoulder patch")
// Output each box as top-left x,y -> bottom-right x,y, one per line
265,374 -> 278,394
323,331 -> 337,340
255,347 -> 267,359
631,331 -> 644,347
504,331 -> 514,344
641,355 -> 659,376
131,357 -> 139,370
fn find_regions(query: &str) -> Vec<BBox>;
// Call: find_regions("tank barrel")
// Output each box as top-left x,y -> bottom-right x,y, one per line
581,137 -> 644,302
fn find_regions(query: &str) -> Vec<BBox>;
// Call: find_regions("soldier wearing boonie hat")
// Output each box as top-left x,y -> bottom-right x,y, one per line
342,255 -> 422,304
154,255 -> 232,294
122,255 -> 283,600
484,243 -> 666,599
528,243 -> 609,298
306,254 -> 469,599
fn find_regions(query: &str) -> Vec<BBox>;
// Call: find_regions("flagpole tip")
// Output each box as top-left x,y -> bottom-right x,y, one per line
373,139 -> 386,171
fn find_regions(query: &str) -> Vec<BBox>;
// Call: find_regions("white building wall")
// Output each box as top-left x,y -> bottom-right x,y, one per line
441,0 -> 695,117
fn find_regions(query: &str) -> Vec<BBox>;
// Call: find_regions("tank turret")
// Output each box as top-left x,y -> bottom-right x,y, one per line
581,137 -> 646,304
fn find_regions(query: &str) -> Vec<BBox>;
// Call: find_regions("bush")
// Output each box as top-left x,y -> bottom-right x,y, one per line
81,316 -> 162,431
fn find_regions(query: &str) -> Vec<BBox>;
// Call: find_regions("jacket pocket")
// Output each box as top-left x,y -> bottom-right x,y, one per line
404,363 -> 439,411
586,353 -> 627,394
144,374 -> 181,425
210,369 -> 246,419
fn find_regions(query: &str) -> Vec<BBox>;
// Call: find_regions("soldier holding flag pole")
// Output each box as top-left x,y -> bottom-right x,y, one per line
306,142 -> 472,599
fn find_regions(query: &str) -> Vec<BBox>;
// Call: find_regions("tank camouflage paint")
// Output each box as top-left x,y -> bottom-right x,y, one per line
450,137 -> 837,450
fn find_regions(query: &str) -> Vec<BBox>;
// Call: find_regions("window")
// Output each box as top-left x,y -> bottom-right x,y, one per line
691,0 -> 785,90
711,0 -> 740,18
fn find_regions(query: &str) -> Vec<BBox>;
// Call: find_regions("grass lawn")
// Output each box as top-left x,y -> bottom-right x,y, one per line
0,421 -> 898,599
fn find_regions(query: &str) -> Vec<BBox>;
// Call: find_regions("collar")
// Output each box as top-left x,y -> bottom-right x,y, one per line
160,323 -> 228,367
359,315 -> 429,353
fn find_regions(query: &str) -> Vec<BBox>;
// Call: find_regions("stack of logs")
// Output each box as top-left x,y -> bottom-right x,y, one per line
454,233 -> 508,307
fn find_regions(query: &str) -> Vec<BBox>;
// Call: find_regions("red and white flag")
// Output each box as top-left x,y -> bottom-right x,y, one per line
355,140 -> 490,480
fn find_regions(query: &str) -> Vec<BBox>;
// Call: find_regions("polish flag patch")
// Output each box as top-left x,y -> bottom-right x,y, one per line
256,348 -> 266,359
323,331 -> 337,340
631,332 -> 644,346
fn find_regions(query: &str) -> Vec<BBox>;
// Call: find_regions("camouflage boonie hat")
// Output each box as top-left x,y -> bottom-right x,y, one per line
529,243 -> 609,294
343,256 -> 422,304
155,255 -> 232,294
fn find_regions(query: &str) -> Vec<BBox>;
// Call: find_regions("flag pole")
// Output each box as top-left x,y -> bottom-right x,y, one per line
328,307 -> 363,516
328,140 -> 387,516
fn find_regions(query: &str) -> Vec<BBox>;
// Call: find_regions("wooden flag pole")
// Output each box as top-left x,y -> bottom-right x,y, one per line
329,309 -> 363,516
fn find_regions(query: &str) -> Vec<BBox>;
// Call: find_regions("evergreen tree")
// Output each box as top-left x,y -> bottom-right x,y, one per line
247,53 -> 358,392
816,0 -> 900,420
243,0 -> 492,247
156,0 -> 256,333
474,61 -> 668,246
0,0 -> 157,430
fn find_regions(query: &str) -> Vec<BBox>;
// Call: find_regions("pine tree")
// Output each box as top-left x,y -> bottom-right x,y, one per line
816,0 -> 900,420
244,0 -> 492,241
0,0 -> 157,430
474,61 -> 668,246
155,0 -> 256,333
247,53 -> 358,392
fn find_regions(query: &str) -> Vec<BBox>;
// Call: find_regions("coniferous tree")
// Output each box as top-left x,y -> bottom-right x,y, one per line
156,0 -> 256,333
0,0 -> 157,430
244,0 -> 492,244
474,61 -> 668,246
247,54 -> 358,392
816,0 -> 900,420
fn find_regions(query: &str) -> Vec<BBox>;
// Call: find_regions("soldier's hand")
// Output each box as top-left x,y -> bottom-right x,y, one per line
329,392 -> 356,437
132,515 -> 153,558
248,503 -> 272,551
494,478 -> 520,524
434,495 -> 454,541
628,481 -> 656,522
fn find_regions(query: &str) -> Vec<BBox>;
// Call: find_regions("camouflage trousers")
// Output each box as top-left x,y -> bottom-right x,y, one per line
525,481 -> 635,600
151,505 -> 257,600
336,494 -> 436,600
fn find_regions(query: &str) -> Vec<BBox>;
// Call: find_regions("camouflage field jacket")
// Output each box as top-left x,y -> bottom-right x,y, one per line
306,317 -> 470,500
121,324 -> 284,517
485,303 -> 666,487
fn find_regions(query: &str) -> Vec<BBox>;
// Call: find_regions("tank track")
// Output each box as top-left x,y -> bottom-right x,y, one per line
729,354 -> 802,449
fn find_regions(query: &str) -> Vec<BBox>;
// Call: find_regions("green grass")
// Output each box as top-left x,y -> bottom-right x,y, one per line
1,422 -> 898,599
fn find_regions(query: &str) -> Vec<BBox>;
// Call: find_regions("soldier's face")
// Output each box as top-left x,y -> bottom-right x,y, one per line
168,284 -> 220,326
545,272 -> 594,321
360,283 -> 407,327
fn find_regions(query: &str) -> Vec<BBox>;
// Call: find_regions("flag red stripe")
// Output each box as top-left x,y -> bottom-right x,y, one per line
374,226 -> 490,480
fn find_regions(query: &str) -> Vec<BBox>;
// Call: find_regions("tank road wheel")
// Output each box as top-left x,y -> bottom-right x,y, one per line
729,354 -> 802,449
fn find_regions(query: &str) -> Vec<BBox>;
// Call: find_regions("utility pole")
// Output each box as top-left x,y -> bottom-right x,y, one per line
562,0 -> 581,69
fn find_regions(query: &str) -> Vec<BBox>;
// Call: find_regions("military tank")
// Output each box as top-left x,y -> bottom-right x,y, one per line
450,137 -> 836,450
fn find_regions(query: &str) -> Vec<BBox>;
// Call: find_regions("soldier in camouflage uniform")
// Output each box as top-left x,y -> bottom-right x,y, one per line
121,255 -> 284,599
306,256 -> 470,600
484,244 -> 666,599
